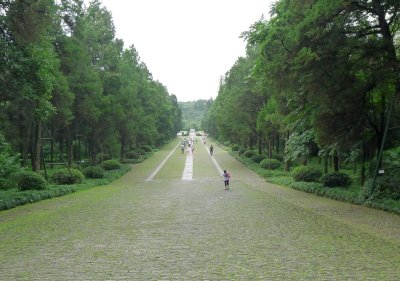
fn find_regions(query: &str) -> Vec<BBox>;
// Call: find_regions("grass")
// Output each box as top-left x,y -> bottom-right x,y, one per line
0,165 -> 131,211
228,149 -> 400,215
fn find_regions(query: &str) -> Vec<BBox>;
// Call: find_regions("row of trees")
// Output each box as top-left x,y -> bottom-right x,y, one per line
1,0 -> 182,171
203,0 -> 399,184
179,99 -> 213,131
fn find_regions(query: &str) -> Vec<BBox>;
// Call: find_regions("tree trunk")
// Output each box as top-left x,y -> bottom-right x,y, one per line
50,122 -> 54,169
67,135 -> 73,168
333,150 -> 339,172
324,155 -> 328,174
32,118 -> 42,172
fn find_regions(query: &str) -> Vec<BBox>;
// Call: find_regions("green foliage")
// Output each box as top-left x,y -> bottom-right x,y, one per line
82,166 -> 104,179
364,176 -> 400,200
16,171 -> 47,191
321,172 -> 351,188
126,151 -> 140,159
0,153 -> 22,190
140,145 -> 153,153
244,150 -> 257,158
292,166 -> 322,182
251,154 -> 267,163
260,158 -> 281,170
231,144 -> 241,151
51,168 -> 84,185
101,160 -> 121,170
0,165 -> 131,211
180,100 -> 211,130
96,153 -> 111,164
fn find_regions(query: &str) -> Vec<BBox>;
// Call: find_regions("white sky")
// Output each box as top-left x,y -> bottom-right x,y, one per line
97,0 -> 276,102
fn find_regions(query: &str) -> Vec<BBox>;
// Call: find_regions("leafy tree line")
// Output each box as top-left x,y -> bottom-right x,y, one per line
179,99 -> 212,131
203,0 -> 399,191
0,0 -> 182,173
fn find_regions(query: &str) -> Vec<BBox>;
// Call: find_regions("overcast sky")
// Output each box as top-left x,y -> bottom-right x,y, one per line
97,0 -> 276,102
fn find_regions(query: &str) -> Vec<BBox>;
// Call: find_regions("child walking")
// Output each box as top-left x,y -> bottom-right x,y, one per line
222,170 -> 231,190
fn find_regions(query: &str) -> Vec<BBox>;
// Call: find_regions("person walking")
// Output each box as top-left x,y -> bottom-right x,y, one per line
222,170 -> 231,190
209,145 -> 214,156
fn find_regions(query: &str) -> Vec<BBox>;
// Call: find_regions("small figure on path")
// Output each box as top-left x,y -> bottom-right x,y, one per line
222,169 -> 231,190
181,144 -> 185,153
210,145 -> 214,156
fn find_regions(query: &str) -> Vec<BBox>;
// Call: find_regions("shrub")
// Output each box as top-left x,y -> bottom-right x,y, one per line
96,153 -> 111,164
363,176 -> 400,200
140,145 -> 153,152
238,147 -> 246,156
292,166 -> 322,182
260,158 -> 281,170
126,151 -> 140,159
321,172 -> 351,187
101,159 -> 121,170
15,171 -> 47,191
51,168 -> 84,185
244,150 -> 256,158
0,152 -> 22,190
251,154 -> 267,163
82,166 -> 104,179
231,144 -> 241,151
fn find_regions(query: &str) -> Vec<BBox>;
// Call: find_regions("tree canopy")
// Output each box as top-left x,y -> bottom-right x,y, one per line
0,0 -> 182,169
203,0 -> 400,182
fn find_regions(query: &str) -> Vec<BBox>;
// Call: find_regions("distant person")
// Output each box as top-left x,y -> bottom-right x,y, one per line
181,144 -> 185,153
210,145 -> 214,156
222,170 -> 231,190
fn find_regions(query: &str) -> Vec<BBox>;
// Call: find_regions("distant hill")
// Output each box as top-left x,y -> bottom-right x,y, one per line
179,99 -> 213,131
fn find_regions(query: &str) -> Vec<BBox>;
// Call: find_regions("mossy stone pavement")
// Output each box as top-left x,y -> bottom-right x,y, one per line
1,139 -> 400,280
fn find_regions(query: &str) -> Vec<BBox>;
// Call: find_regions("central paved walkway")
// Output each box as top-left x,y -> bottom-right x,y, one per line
1,139 -> 400,280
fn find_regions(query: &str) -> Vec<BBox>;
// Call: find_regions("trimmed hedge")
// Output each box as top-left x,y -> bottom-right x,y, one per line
292,166 -> 322,182
82,166 -> 104,179
321,172 -> 351,187
260,158 -> 281,170
251,154 -> 267,163
101,159 -> 121,170
16,171 -> 48,191
126,151 -> 140,159
140,145 -> 153,152
244,150 -> 257,158
51,168 -> 84,185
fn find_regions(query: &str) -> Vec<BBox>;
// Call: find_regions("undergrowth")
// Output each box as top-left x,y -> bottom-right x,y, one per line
0,165 -> 131,211
229,150 -> 400,215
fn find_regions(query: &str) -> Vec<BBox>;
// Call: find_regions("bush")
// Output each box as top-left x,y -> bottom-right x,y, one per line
231,144 -> 241,151
96,153 -> 111,164
0,152 -> 22,190
51,168 -> 84,185
16,171 -> 47,191
292,166 -> 322,182
244,150 -> 256,158
238,147 -> 246,156
251,154 -> 267,163
82,166 -> 104,179
140,145 -> 153,153
321,172 -> 351,187
101,159 -> 121,170
260,158 -> 281,170
126,151 -> 140,159
364,176 -> 400,200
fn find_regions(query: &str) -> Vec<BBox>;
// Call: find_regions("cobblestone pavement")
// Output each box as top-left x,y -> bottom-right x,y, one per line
1,140 -> 400,280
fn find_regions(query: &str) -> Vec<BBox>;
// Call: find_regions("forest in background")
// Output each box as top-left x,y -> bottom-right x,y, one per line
0,0 -> 182,176
202,0 -> 400,200
179,99 -> 212,131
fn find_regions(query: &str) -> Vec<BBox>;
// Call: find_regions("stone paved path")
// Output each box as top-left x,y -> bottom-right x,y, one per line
1,139 -> 400,280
